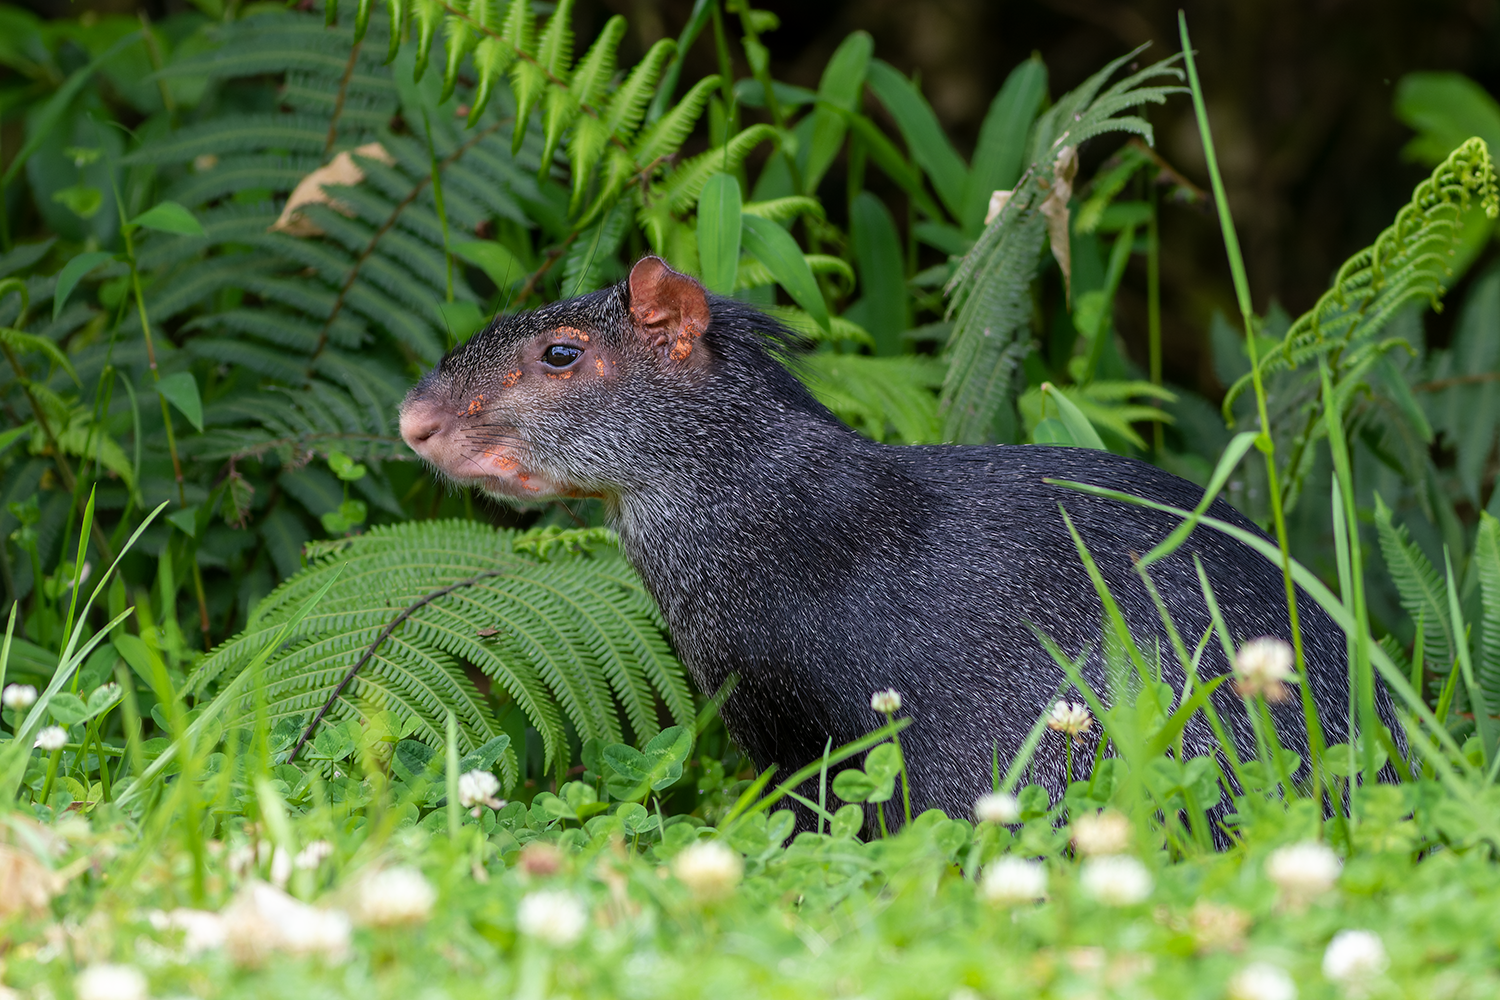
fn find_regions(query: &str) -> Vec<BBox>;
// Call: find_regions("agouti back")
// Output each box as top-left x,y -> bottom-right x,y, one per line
400,256 -> 1394,827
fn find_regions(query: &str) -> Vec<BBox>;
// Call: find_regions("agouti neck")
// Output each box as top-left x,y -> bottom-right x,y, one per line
605,381 -> 928,690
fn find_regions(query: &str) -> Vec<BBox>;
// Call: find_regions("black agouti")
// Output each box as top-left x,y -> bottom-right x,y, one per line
400,256 -> 1395,827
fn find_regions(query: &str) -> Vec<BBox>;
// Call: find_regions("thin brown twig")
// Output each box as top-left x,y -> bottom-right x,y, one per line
285,568 -> 507,762
513,233 -> 579,304
324,38 -> 364,156
1416,372 -> 1500,392
306,119 -> 507,370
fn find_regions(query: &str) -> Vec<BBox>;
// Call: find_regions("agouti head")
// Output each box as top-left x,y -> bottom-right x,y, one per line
400,256 -> 721,502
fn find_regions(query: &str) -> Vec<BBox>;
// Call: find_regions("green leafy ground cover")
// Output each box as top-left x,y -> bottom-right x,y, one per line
6,2 -> 1500,997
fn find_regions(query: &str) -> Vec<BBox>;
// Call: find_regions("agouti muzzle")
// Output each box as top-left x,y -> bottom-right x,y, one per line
401,256 -> 1393,829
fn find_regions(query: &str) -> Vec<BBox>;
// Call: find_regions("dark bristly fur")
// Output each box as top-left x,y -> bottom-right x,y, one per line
401,258 -> 1397,833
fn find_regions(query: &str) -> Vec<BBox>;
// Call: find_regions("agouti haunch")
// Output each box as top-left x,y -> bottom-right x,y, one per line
400,256 -> 1396,830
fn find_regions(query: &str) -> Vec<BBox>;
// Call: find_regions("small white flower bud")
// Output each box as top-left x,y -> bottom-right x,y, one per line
355,866 -> 436,927
870,689 -> 902,713
457,768 -> 504,809
75,964 -> 148,1000
1046,700 -> 1093,736
294,839 -> 334,870
1322,929 -> 1388,984
1228,962 -> 1297,1000
1266,842 -> 1340,905
1234,637 -> 1295,702
973,791 -> 1020,824
517,890 -> 587,946
1080,855 -> 1152,906
34,725 -> 67,752
1071,810 -> 1131,856
671,841 -> 743,901
978,856 -> 1047,905
2,683 -> 37,710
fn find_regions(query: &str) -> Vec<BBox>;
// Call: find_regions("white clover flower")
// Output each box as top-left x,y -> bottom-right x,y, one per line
222,880 -> 351,966
979,856 -> 1047,905
973,791 -> 1020,824
1228,962 -> 1297,1000
1071,810 -> 1131,856
269,847 -> 293,888
355,866 -> 436,927
2,683 -> 37,710
517,890 -> 587,947
870,689 -> 902,714
1266,841 -> 1341,904
34,726 -> 67,752
1080,855 -> 1152,906
1234,637 -> 1295,702
458,769 -> 504,812
294,840 -> 334,870
1322,929 -> 1388,984
149,908 -> 226,956
671,841 -> 743,901
1046,700 -> 1093,736
74,964 -> 147,1000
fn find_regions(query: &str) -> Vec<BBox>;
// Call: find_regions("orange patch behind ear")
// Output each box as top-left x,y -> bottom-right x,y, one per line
628,256 -> 711,365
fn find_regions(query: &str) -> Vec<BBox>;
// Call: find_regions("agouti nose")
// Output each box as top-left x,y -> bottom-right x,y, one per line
399,404 -> 449,453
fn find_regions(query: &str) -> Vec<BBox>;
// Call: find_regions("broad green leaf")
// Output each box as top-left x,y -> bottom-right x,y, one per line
962,56 -> 1048,234
437,301 -> 486,344
849,191 -> 907,355
831,767 -> 876,803
1395,71 -> 1500,166
863,743 -> 903,782
454,240 -> 524,288
802,31 -> 873,193
1032,417 -> 1075,445
696,172 -> 742,295
166,506 -> 199,537
48,693 -> 88,726
157,371 -> 204,431
130,201 -> 206,237
85,683 -> 122,718
0,423 -> 29,455
1038,382 -> 1105,450
741,213 -> 828,331
53,251 -> 114,322
866,59 -> 968,218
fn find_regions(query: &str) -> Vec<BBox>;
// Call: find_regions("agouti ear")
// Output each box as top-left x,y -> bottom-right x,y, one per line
627,256 -> 711,366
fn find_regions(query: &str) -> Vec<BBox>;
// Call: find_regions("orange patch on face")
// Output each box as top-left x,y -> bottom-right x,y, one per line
501,370 -> 521,388
595,357 -> 605,376
554,326 -> 590,342
465,395 -> 485,415
546,370 -> 574,380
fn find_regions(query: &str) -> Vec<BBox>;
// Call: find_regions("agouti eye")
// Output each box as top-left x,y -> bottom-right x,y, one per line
540,344 -> 583,369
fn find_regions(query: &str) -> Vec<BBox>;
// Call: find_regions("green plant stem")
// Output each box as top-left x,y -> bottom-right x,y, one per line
709,3 -> 738,136
422,110 -> 455,307
1178,13 -> 1325,793
1147,173 -> 1163,454
39,746 -> 61,806
886,708 -> 912,826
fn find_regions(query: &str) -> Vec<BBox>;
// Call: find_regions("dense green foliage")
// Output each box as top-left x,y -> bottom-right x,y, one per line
6,1 -> 1500,997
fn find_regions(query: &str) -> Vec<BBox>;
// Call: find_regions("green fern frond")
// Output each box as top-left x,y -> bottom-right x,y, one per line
797,354 -> 946,444
1477,513 -> 1500,700
191,520 -> 691,781
1223,137 -> 1500,420
1374,493 -> 1456,676
942,52 -> 1186,444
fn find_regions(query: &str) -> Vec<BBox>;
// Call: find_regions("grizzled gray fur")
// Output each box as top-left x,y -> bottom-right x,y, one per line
401,257 -> 1397,832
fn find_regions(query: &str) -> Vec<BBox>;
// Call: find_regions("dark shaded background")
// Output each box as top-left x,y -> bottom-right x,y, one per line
21,0 -> 1500,392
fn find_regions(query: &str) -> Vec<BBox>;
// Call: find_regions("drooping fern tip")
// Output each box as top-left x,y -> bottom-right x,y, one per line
1222,136 -> 1500,421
